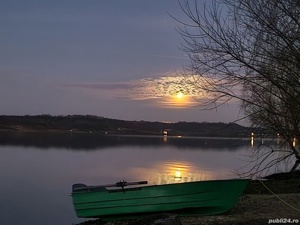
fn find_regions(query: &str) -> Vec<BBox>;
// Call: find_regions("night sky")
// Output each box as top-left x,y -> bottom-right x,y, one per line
0,0 -> 241,122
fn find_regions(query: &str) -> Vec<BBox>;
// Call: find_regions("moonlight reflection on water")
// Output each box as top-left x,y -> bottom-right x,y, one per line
128,160 -> 219,185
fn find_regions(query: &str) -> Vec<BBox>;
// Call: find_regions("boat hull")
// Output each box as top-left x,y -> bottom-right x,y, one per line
71,179 -> 249,219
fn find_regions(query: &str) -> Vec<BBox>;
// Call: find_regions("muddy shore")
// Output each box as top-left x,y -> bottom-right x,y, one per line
77,172 -> 300,225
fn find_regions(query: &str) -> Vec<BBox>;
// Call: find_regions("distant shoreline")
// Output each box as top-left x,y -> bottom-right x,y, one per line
0,114 -> 268,138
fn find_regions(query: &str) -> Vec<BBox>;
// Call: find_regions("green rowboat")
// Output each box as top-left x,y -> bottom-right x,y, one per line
71,179 -> 249,219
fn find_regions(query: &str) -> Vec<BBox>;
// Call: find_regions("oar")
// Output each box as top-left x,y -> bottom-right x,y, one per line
73,180 -> 148,192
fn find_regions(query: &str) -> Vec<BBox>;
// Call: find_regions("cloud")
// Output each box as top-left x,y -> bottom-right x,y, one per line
62,73 -> 213,108
63,82 -> 131,90
128,75 -> 210,100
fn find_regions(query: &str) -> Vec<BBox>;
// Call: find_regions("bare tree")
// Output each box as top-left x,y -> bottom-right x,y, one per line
174,0 -> 300,176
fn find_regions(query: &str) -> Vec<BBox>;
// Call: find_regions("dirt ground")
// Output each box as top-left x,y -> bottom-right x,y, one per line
180,193 -> 300,225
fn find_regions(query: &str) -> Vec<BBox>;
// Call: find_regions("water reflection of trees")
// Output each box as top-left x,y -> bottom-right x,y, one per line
0,131 -> 255,151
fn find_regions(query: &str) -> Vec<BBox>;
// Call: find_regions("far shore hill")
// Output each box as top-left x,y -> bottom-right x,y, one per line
0,115 -> 269,138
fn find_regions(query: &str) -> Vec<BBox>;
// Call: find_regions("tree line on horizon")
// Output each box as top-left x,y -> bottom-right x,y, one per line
0,114 -> 260,137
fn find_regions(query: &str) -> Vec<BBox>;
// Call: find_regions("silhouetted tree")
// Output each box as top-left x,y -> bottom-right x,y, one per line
175,0 -> 300,175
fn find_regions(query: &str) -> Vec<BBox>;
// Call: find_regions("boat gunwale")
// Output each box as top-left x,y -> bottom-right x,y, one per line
72,178 -> 250,195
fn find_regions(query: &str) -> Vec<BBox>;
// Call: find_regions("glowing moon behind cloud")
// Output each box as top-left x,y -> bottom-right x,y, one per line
127,74 -> 211,108
66,73 -> 215,108
176,91 -> 183,99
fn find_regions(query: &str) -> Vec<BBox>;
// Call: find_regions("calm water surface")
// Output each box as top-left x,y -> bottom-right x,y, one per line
0,133 -> 269,225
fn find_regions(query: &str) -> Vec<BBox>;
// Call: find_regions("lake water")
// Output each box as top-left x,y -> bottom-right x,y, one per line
0,132 -> 289,225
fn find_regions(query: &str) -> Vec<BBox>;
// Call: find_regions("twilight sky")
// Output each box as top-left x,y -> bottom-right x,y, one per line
0,0 -> 241,123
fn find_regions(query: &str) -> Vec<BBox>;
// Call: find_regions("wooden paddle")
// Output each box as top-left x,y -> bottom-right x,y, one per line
72,180 -> 148,192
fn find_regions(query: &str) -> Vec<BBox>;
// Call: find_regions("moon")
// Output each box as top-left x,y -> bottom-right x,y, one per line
176,91 -> 183,99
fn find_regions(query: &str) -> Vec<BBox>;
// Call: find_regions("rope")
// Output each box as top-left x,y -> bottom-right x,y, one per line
259,179 -> 300,212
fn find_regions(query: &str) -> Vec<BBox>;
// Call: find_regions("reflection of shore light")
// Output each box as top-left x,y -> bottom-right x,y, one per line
293,137 -> 296,147
250,133 -> 254,147
163,135 -> 167,143
251,136 -> 254,147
